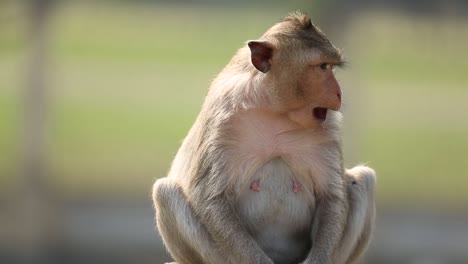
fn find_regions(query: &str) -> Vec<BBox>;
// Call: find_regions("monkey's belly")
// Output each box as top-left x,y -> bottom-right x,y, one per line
235,158 -> 315,264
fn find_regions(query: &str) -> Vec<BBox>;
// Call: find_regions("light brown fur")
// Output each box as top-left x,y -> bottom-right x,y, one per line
153,12 -> 376,264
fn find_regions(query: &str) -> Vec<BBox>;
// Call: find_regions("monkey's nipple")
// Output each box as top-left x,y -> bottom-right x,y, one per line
293,180 -> 301,193
313,107 -> 328,121
250,181 -> 260,192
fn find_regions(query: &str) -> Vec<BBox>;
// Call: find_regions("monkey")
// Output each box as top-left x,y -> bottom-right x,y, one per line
152,12 -> 376,264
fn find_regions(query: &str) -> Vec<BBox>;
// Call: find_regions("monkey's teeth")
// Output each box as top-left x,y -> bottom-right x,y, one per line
313,107 -> 328,121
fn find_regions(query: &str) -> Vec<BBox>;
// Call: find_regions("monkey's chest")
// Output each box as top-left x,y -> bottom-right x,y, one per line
235,158 -> 315,264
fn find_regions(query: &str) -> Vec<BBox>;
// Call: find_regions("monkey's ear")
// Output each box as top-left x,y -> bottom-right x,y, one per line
247,40 -> 274,73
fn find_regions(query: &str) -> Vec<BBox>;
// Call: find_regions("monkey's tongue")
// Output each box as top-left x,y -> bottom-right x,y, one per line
313,107 -> 328,121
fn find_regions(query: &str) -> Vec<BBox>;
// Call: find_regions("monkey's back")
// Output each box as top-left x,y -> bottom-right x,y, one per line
235,158 -> 315,264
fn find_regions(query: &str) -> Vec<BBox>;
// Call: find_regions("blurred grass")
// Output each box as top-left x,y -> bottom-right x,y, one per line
348,13 -> 468,207
1,2 -> 467,205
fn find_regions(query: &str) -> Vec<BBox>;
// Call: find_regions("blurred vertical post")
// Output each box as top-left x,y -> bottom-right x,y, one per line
19,0 -> 57,263
24,0 -> 49,187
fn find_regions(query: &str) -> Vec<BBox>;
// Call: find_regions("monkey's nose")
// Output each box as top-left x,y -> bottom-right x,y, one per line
337,91 -> 342,102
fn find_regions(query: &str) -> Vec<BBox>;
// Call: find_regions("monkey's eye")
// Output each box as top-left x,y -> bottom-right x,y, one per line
319,63 -> 334,71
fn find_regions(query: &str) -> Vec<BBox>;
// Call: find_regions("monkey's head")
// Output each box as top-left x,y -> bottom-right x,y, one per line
247,12 -> 343,128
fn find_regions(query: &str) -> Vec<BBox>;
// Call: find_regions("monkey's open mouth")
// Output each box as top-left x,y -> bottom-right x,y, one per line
313,107 -> 328,121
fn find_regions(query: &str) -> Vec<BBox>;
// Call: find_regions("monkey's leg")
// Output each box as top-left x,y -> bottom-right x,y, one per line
153,178 -> 225,264
334,166 -> 376,264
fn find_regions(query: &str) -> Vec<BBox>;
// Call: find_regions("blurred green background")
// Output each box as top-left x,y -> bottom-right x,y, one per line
1,0 -> 468,263
2,1 -> 467,205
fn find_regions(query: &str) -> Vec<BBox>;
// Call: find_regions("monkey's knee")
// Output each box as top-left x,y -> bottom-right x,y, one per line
345,165 -> 376,221
341,166 -> 376,263
153,179 -> 205,264
346,165 -> 376,194
152,178 -> 188,232
152,178 -> 185,211
152,178 -> 183,236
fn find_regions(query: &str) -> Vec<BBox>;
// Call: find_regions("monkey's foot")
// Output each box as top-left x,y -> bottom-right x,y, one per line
250,180 -> 260,192
293,180 -> 301,193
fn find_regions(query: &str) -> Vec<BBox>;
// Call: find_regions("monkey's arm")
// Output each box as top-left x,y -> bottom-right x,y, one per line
190,180 -> 274,264
303,190 -> 348,264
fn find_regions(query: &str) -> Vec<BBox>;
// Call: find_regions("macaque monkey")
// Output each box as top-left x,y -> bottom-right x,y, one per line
153,12 -> 376,264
